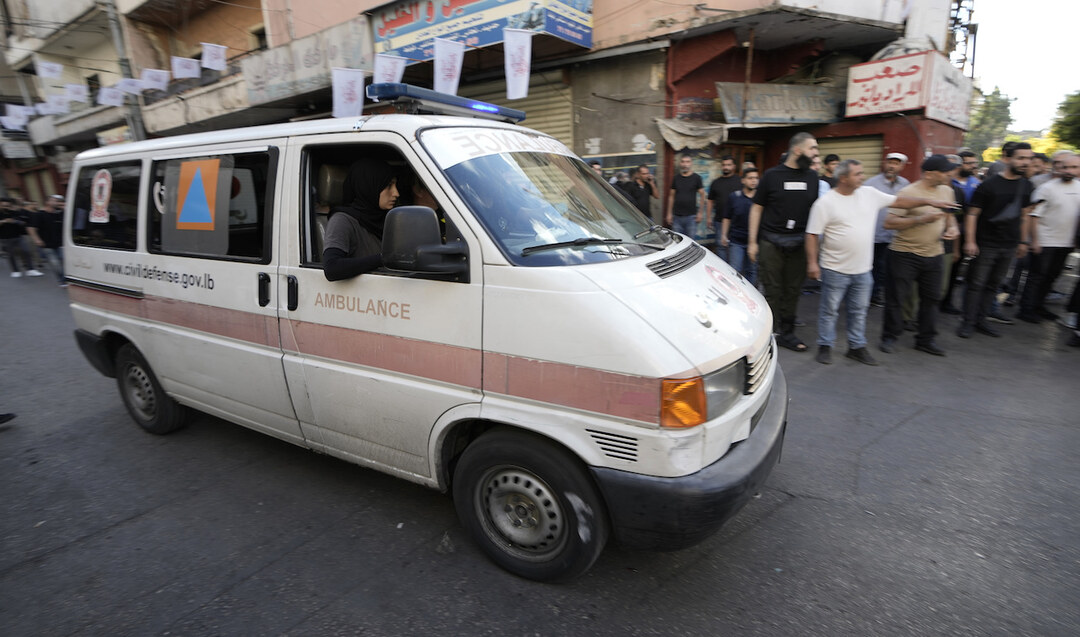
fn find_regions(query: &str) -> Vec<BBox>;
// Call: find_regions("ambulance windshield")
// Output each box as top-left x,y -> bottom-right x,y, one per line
421,127 -> 672,266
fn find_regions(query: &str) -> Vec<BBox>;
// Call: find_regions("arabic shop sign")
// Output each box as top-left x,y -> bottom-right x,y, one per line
845,50 -> 973,130
242,17 -> 373,106
372,0 -> 592,63
715,82 -> 843,124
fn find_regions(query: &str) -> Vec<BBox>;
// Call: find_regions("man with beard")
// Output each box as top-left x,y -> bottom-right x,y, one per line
620,164 -> 659,216
958,142 -> 1036,338
865,152 -> 910,306
748,132 -> 820,351
1016,152 -> 1080,323
706,155 -> 740,254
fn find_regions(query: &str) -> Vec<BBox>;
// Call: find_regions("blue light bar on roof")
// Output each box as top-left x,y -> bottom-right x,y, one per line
366,82 -> 526,123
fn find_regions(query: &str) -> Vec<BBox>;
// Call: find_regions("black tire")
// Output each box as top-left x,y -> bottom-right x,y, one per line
452,429 -> 608,582
115,343 -> 188,435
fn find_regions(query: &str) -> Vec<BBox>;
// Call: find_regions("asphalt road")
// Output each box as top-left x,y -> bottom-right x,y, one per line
2,263 -> 1078,636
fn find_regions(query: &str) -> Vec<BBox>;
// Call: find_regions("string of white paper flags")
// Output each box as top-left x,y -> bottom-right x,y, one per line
0,43 -> 230,130
332,28 -> 535,119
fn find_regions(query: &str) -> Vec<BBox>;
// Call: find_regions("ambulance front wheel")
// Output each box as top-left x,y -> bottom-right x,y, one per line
452,429 -> 608,582
115,343 -> 188,435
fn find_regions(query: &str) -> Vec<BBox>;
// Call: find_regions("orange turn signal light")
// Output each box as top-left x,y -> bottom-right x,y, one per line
661,377 -> 706,428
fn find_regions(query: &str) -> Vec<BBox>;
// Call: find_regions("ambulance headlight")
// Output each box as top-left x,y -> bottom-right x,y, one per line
661,360 -> 744,428
704,359 -> 745,420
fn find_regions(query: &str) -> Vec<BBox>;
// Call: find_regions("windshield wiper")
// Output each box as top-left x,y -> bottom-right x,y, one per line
633,224 -> 671,240
521,237 -> 663,256
522,237 -> 624,256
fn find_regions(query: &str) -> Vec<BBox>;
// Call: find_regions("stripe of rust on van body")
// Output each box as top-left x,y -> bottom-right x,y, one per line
72,285 -> 663,425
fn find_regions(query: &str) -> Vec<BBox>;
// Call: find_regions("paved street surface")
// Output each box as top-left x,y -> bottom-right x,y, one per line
2,263 -> 1078,636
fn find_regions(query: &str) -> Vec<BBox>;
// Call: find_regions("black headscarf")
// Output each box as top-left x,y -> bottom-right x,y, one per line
332,158 -> 397,239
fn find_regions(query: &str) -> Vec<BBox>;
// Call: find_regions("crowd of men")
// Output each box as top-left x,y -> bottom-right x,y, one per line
613,135 -> 1080,361
0,194 -> 66,286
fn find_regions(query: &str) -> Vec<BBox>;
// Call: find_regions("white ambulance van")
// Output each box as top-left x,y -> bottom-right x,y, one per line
66,84 -> 787,582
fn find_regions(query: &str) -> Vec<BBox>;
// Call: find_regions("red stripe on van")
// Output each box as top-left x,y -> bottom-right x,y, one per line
72,285 -> 660,423
483,352 -> 661,423
283,319 -> 483,389
70,286 -> 280,347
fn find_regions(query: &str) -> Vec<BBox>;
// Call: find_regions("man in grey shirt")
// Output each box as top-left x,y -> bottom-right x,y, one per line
864,152 -> 910,305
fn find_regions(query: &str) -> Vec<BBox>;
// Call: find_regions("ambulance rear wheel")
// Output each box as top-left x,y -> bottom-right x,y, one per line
452,430 -> 608,582
115,344 -> 187,435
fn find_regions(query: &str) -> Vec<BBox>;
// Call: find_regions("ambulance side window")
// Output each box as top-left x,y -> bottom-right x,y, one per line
148,150 -> 277,264
71,161 -> 141,251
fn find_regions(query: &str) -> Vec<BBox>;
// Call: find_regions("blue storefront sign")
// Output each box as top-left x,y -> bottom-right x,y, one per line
372,0 -> 592,63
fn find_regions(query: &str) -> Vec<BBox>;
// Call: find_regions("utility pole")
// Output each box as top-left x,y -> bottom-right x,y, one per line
102,0 -> 146,141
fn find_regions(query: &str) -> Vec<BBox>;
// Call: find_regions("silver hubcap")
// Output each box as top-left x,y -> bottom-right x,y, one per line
476,467 -> 566,561
123,364 -> 156,421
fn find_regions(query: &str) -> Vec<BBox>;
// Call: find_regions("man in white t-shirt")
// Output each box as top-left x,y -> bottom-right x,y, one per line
806,159 -> 959,365
1017,152 -> 1080,322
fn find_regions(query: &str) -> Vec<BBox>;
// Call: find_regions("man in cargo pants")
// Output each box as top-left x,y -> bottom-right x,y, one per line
748,132 -> 820,352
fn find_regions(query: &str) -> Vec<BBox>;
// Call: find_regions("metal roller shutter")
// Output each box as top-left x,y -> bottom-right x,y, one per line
459,74 -> 573,146
818,136 -> 884,176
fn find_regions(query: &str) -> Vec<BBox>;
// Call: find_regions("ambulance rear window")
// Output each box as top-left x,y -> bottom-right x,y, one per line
71,161 -> 140,251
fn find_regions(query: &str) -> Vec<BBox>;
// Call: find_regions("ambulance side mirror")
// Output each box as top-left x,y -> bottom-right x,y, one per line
382,206 -> 468,279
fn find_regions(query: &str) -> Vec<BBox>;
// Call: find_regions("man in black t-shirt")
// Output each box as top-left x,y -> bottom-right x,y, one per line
958,142 -> 1035,338
706,155 -> 741,255
0,197 -> 39,277
666,154 -> 705,239
620,164 -> 659,216
748,132 -> 820,350
29,194 -> 66,284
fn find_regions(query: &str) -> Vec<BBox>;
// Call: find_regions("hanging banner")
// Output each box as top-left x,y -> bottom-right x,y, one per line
116,78 -> 144,95
46,94 -> 70,114
0,116 -> 25,131
373,53 -> 408,84
65,83 -> 89,103
372,0 -> 591,64
201,43 -> 228,71
141,69 -> 171,91
433,38 -> 464,95
35,60 -> 63,79
172,56 -> 202,79
503,29 -> 533,100
98,87 -> 126,107
715,82 -> 843,124
331,67 -> 366,118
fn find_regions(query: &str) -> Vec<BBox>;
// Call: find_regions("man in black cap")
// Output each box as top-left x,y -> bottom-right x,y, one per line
879,155 -> 961,355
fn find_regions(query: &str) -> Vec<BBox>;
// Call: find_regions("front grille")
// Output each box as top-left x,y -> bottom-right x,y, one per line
587,429 -> 638,462
646,242 -> 705,278
745,340 -> 773,394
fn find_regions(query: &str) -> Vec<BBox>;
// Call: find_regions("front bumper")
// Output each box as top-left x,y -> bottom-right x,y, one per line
590,365 -> 788,550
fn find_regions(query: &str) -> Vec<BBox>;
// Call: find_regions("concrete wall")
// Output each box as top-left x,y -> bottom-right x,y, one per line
263,0 -> 380,47
591,0 -> 905,51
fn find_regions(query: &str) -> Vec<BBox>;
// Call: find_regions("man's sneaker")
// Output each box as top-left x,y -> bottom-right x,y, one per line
914,341 -> 947,356
26,269 -> 43,277
879,338 -> 897,353
816,345 -> 832,365
10,271 -> 21,278
986,311 -> 1014,325
1038,308 -> 1060,320
1045,291 -> 1066,303
975,322 -> 1001,337
957,323 -> 974,339
1059,313 -> 1078,329
846,347 -> 880,366
1016,311 -> 1042,324
870,295 -> 885,308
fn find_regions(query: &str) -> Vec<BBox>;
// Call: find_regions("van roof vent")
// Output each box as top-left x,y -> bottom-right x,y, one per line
646,241 -> 705,278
